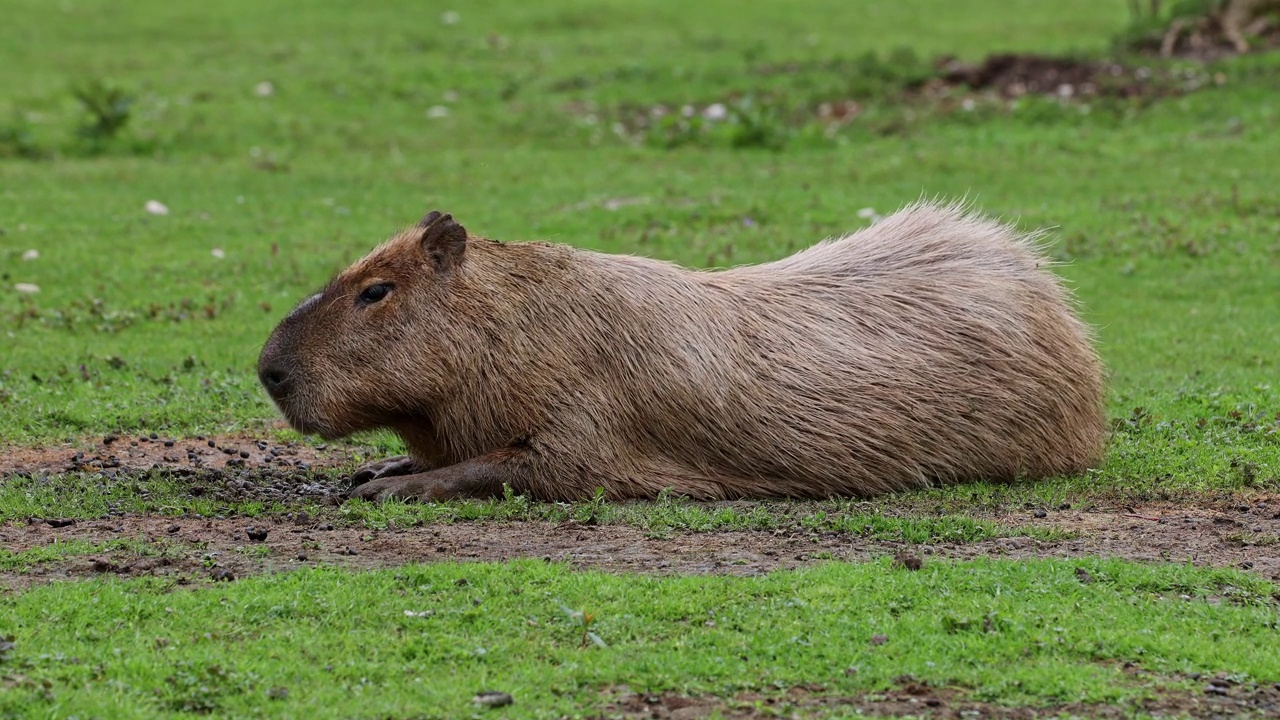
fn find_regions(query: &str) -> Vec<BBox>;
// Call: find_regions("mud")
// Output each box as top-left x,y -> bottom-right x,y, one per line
0,432 -> 367,478
598,676 -> 1280,719
929,53 -> 1199,100
3,497 -> 1278,591
3,434 -> 1280,589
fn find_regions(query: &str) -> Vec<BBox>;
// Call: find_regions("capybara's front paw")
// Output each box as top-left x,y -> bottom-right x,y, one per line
349,455 -> 421,486
347,474 -> 437,503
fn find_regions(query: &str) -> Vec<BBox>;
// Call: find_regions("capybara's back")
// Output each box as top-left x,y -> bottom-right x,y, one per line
643,202 -> 1107,498
259,202 -> 1106,502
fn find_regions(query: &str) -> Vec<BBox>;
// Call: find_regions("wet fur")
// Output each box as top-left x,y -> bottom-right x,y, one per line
259,202 -> 1106,501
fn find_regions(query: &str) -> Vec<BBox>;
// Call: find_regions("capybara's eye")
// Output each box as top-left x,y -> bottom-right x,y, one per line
358,283 -> 393,305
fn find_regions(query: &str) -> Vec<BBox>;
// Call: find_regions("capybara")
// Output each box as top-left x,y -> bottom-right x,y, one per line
257,203 -> 1106,503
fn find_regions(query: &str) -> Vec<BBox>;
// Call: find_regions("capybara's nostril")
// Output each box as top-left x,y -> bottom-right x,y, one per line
260,366 -> 289,397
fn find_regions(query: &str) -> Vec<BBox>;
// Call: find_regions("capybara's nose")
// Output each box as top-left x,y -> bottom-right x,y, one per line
259,365 -> 290,398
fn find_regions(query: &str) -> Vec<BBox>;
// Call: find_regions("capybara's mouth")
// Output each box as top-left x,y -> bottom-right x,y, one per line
268,399 -> 342,441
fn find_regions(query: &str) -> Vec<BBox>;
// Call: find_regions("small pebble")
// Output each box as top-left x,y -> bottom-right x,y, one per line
166,524 -> 180,534
472,691 -> 513,708
1034,510 -> 1048,518
46,518 -> 76,528
211,568 -> 235,582
240,450 -> 250,459
246,527 -> 269,542
208,440 -> 216,448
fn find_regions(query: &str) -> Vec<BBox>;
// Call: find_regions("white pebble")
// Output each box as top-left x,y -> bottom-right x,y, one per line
22,249 -> 38,261
145,200 -> 169,216
443,90 -> 459,103
211,248 -> 225,259
255,81 -> 275,97
15,283 -> 40,294
441,10 -> 460,24
703,103 -> 728,121
426,105 -> 450,119
857,207 -> 877,219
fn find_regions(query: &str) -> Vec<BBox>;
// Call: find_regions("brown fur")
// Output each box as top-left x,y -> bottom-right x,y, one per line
257,203 -> 1106,502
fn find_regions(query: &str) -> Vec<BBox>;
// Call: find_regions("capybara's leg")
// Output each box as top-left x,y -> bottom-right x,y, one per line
349,456 -> 423,486
346,454 -> 516,503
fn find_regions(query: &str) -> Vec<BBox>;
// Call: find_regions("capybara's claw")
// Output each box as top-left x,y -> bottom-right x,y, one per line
349,455 -> 420,486
348,476 -> 412,499
347,475 -> 427,503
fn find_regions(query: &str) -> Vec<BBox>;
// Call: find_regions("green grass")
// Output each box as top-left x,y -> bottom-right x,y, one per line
0,558 -> 1275,718
3,3 -> 1280,715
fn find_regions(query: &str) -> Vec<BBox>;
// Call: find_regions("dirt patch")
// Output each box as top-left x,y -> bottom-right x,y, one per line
597,677 -> 1280,719
0,433 -> 364,478
598,50 -> 1226,147
3,497 -> 1278,590
928,53 -> 1208,100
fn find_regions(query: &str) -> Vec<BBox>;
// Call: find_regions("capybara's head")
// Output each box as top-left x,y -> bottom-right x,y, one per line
257,211 -> 468,439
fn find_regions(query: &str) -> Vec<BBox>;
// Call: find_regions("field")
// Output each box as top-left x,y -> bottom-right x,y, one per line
2,0 -> 1280,717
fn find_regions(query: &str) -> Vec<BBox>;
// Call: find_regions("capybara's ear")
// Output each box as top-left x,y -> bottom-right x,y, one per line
418,211 -> 467,272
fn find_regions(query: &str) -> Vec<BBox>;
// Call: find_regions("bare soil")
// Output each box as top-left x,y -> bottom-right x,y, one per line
597,677 -> 1280,719
3,434 -> 1279,590
3,496 -> 1278,591
927,53 -> 1206,100
0,432 -> 368,478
